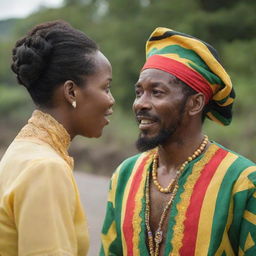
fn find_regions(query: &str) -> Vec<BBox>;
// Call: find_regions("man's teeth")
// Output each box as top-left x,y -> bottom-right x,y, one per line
140,119 -> 154,124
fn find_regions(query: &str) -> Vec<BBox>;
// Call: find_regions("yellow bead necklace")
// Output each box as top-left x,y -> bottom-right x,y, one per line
152,135 -> 209,193
145,135 -> 209,256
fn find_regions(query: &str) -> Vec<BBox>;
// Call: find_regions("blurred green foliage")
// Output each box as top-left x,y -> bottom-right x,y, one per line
0,0 -> 256,173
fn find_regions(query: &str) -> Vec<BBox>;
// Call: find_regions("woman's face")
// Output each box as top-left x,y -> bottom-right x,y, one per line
74,51 -> 114,138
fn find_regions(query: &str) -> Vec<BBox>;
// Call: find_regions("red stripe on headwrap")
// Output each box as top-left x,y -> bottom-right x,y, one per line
142,55 -> 213,103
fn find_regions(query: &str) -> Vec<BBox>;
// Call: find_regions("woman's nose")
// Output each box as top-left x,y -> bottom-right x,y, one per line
109,92 -> 115,106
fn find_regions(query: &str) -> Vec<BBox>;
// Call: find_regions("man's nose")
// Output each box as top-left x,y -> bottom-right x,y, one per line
133,94 -> 152,111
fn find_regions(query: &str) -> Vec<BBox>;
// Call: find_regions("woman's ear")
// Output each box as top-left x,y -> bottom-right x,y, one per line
186,93 -> 206,116
63,80 -> 77,107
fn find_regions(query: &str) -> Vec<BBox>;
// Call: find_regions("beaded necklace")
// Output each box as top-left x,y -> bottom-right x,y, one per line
152,135 -> 209,193
145,135 -> 209,256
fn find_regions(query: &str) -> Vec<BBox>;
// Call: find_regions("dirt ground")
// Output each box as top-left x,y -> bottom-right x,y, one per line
74,171 -> 110,256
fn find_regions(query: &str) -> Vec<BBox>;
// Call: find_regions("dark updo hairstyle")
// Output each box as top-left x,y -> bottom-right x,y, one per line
11,20 -> 99,107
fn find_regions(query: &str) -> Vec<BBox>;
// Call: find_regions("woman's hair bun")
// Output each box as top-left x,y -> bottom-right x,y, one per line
10,20 -> 99,107
11,35 -> 52,89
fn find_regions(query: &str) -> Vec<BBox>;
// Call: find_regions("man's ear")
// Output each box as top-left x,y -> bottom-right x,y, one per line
63,80 -> 77,105
186,93 -> 206,116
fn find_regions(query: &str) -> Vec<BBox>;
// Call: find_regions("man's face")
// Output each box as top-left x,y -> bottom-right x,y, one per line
133,69 -> 188,152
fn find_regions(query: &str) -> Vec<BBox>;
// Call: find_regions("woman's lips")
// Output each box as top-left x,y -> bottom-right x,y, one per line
104,110 -> 113,124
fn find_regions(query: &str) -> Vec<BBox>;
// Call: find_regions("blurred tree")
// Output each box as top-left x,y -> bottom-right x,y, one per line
189,2 -> 256,45
64,0 -> 83,6
0,41 -> 16,85
107,0 -> 142,17
199,0 -> 241,11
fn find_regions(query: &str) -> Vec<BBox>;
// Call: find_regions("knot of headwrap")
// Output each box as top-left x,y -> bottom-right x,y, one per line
142,27 -> 235,126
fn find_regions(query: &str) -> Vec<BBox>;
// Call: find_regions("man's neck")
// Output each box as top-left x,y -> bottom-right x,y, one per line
157,132 -> 206,174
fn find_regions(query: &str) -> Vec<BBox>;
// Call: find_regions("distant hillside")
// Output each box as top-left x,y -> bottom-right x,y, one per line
0,18 -> 19,39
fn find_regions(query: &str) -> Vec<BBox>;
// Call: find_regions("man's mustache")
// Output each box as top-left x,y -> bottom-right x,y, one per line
135,110 -> 160,122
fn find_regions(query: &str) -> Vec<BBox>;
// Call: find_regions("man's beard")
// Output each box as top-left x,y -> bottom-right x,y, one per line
135,118 -> 183,152
135,101 -> 186,152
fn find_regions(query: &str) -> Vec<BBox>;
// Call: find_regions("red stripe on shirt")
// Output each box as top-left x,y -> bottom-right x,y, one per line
180,148 -> 228,255
123,155 -> 150,256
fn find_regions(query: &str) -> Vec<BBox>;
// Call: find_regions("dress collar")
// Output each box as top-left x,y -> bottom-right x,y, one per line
16,110 -> 73,168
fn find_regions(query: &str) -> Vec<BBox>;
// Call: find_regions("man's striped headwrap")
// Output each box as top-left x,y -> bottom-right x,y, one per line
142,27 -> 235,125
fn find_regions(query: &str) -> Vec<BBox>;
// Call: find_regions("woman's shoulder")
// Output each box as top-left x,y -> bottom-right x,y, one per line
0,140 -> 73,197
3,139 -> 68,165
0,139 -> 71,183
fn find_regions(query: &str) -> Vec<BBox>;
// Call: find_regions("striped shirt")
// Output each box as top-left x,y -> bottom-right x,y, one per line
100,142 -> 256,256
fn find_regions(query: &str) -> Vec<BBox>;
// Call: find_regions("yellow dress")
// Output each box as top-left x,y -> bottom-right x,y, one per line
0,110 -> 89,256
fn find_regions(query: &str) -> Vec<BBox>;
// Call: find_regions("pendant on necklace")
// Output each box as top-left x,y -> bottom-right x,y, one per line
154,229 -> 163,244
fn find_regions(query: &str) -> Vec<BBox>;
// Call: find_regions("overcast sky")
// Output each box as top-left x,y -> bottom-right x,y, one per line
0,0 -> 63,20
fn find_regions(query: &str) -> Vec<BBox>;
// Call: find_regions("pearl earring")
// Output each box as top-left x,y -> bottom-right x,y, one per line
72,101 -> 77,108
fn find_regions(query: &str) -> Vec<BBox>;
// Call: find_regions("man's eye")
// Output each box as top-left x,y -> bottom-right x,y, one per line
152,90 -> 163,96
135,89 -> 142,97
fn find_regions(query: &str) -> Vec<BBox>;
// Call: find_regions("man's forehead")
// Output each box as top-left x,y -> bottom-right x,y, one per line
137,68 -> 177,85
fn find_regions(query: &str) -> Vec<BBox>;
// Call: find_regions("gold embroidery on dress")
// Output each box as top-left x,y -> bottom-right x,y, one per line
16,110 -> 74,168
171,143 -> 219,255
